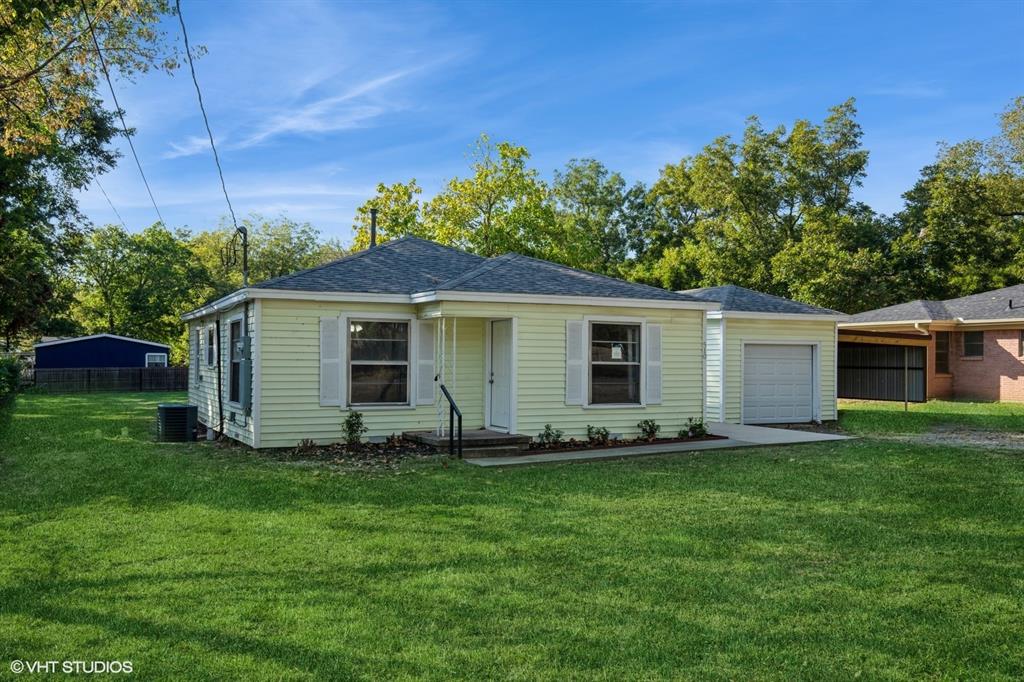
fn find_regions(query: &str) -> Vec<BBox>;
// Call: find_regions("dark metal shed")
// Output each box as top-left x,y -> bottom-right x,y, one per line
34,334 -> 171,369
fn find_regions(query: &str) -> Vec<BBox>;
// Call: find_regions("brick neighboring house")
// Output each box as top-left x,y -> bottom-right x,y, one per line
839,284 -> 1024,402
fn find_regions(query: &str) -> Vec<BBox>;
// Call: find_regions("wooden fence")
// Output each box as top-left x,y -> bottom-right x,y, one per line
29,367 -> 188,393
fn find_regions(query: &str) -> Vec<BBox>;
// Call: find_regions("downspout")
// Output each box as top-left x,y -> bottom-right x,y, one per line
913,322 -> 930,335
215,318 -> 224,436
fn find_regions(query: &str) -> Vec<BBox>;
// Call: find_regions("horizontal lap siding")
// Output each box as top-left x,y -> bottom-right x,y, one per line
705,318 -> 722,422
258,299 -> 485,448
187,303 -> 255,446
438,302 -> 705,440
722,318 -> 837,423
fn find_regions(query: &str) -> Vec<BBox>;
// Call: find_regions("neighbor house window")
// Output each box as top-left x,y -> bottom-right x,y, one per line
348,320 -> 409,405
229,319 -> 242,403
1018,330 -> 1023,357
206,326 -> 216,366
963,331 -> 984,358
146,353 -> 168,368
934,331 -> 950,374
589,322 -> 641,404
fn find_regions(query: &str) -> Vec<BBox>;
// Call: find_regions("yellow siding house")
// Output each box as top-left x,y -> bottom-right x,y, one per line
183,238 -> 718,449
682,285 -> 846,425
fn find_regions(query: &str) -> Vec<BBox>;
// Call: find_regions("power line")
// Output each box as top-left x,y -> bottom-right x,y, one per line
94,177 -> 128,230
174,0 -> 239,232
79,0 -> 164,224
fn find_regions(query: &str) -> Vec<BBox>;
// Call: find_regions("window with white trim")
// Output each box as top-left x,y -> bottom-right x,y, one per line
589,322 -> 641,404
193,329 -> 201,380
146,353 -> 168,368
348,320 -> 410,405
206,326 -> 216,366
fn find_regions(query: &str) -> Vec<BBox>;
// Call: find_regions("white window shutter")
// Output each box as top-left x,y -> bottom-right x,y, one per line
646,323 -> 663,405
320,316 -> 341,406
416,320 -> 436,405
565,320 -> 585,405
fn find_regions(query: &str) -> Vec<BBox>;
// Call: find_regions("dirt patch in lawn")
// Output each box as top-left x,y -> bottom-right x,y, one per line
896,425 -> 1024,451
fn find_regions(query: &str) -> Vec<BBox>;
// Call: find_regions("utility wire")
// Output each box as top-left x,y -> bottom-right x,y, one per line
79,0 -> 164,224
174,0 -> 239,232
94,177 -> 128,230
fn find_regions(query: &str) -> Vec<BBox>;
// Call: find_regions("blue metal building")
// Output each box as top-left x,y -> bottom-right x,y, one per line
34,334 -> 171,369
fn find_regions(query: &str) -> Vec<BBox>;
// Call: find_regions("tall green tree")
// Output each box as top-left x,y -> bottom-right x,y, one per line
0,0 -> 179,347
74,223 -> 205,361
351,179 -> 425,250
893,96 -> 1024,299
423,134 -> 557,257
550,159 -> 628,274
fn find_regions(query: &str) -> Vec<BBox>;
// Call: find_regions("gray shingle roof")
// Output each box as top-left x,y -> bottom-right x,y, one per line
255,237 -> 486,294
845,284 -> 1024,323
253,237 -> 702,303
434,253 -> 696,301
680,285 -> 841,315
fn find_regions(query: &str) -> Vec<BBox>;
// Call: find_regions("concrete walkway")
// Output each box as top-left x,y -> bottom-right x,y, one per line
465,423 -> 850,467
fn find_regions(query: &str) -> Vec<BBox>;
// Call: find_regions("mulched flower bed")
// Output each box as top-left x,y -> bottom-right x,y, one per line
278,438 -> 446,471
527,434 -> 726,454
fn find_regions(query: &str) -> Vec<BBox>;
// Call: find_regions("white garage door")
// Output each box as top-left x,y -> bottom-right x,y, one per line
743,344 -> 814,424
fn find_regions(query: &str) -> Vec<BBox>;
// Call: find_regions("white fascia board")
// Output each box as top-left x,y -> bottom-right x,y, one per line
411,290 -> 720,311
955,316 -> 1024,325
181,288 -> 412,320
838,319 -> 942,328
33,333 -> 170,349
709,311 -> 847,321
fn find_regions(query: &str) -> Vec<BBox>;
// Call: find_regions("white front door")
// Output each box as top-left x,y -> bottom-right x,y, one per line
743,344 -> 815,423
489,319 -> 513,431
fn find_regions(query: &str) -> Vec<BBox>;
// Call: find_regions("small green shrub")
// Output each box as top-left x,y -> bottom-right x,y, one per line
637,419 -> 660,441
687,417 -> 708,438
537,424 -> 564,447
586,425 -> 610,446
343,411 -> 368,447
0,356 -> 22,406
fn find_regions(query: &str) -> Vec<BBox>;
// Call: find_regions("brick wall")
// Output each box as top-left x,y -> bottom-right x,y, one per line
926,335 -> 953,399
949,330 -> 1024,402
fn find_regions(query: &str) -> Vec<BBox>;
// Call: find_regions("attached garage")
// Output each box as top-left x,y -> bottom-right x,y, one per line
742,344 -> 815,423
682,285 -> 844,425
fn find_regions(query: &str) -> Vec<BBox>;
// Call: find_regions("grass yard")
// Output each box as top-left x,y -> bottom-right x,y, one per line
839,398 -> 1024,435
1,393 -> 1022,680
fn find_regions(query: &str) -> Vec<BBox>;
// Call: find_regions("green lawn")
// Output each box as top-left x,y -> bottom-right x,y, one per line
840,398 -> 1024,435
1,393 -> 1022,680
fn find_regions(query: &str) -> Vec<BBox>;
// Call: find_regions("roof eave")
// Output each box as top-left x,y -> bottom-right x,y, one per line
838,319 -> 945,328
412,290 -> 720,310
710,311 -> 847,321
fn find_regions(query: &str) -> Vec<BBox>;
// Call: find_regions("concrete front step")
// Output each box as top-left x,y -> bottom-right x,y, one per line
403,429 -> 531,448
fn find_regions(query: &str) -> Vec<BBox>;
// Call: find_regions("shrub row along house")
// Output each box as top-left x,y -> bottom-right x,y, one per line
182,237 -> 843,449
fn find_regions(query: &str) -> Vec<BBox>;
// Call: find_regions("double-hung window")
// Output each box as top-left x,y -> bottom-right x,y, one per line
934,331 -> 950,373
193,329 -> 201,380
206,326 -> 216,366
229,319 -> 242,403
349,320 -> 410,405
589,322 -> 641,405
962,331 -> 984,358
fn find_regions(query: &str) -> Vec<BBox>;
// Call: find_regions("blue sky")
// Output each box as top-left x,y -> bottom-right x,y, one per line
80,0 -> 1024,244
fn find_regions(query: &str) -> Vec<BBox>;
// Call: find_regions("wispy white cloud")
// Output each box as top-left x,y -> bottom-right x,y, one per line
163,135 -> 216,159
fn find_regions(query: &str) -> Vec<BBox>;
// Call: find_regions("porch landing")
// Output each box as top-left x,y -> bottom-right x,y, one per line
403,429 -> 531,458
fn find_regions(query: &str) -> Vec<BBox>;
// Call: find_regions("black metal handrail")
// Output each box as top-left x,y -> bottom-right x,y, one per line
438,383 -> 463,458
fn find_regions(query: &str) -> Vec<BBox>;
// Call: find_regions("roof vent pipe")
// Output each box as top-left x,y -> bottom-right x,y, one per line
369,207 -> 378,248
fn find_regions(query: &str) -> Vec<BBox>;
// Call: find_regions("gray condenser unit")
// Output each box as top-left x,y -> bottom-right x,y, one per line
157,403 -> 198,442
